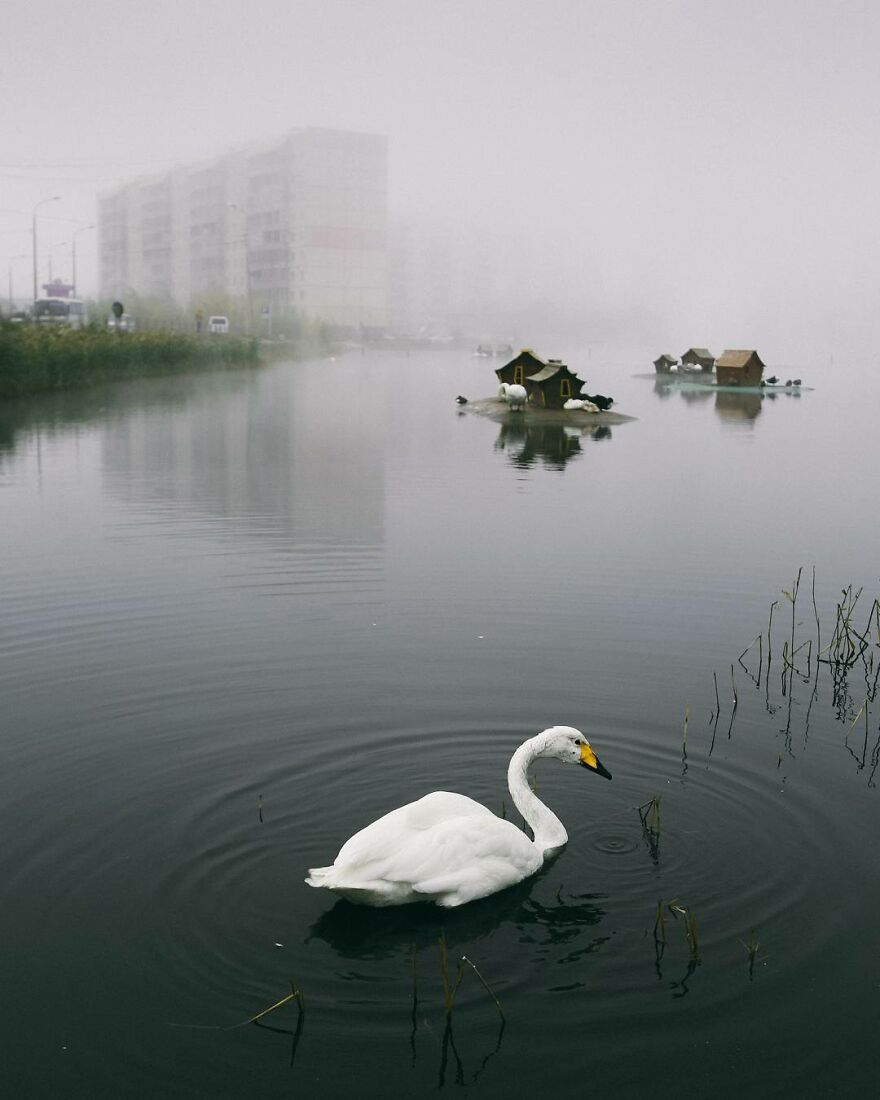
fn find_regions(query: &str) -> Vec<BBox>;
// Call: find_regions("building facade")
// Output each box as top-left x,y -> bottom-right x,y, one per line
98,128 -> 388,332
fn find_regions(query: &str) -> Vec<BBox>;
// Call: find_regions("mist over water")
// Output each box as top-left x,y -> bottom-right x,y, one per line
2,1 -> 880,1094
3,0 -> 880,366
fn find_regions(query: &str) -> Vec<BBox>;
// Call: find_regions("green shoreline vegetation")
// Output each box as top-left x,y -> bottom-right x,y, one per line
0,325 -> 262,399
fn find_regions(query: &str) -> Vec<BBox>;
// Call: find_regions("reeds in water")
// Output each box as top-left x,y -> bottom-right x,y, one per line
638,796 -> 662,861
0,324 -> 259,397
437,932 -> 505,1021
741,928 -> 761,980
241,980 -> 305,1028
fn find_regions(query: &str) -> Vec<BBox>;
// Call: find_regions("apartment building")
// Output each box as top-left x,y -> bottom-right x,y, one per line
98,128 -> 388,332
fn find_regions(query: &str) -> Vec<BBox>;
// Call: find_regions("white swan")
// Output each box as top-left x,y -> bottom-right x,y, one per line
305,726 -> 611,908
563,398 -> 600,412
498,382 -> 528,411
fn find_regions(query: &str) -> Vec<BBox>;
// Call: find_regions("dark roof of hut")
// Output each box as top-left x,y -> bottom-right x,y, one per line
716,349 -> 764,369
499,348 -> 546,369
654,353 -> 678,364
683,347 -> 713,358
495,348 -> 548,382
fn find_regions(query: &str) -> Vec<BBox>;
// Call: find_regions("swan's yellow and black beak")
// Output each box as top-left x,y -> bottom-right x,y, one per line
579,742 -> 612,780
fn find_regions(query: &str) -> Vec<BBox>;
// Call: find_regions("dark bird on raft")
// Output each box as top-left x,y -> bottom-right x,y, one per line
581,392 -> 614,411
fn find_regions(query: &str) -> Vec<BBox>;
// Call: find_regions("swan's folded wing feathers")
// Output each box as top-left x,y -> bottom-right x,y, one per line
312,793 -> 539,904
333,791 -> 491,867
408,815 -> 540,901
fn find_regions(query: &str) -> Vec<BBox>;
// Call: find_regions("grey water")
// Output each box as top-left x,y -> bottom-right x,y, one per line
1,348 -> 878,1098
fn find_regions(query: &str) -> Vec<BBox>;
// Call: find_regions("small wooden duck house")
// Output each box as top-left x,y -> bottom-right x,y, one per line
715,349 -> 765,387
526,359 -> 587,409
496,349 -> 547,388
653,354 -> 679,373
680,347 -> 715,372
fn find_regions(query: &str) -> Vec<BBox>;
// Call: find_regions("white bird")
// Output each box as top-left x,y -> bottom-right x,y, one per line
305,726 -> 611,908
498,382 -> 528,411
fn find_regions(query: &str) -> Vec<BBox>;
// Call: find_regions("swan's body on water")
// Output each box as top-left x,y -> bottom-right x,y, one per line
305,726 -> 611,908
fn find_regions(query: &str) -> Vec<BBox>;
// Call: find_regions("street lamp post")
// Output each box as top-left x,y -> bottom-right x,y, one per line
72,224 -> 95,298
32,195 -> 61,303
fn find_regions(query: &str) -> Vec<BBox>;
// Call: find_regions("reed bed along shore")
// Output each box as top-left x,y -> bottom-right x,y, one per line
0,325 -> 260,397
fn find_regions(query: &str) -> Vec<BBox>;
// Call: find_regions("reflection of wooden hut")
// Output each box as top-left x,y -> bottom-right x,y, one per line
653,354 -> 679,373
715,349 -> 765,387
526,359 -> 586,409
715,392 -> 763,422
681,347 -> 715,372
495,349 -> 547,388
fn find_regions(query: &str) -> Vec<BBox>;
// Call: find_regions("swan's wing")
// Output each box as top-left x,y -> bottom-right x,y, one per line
326,798 -> 540,906
333,791 -> 492,867
407,815 -> 542,905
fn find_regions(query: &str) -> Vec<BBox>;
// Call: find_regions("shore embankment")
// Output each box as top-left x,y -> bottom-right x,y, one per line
0,326 -> 261,398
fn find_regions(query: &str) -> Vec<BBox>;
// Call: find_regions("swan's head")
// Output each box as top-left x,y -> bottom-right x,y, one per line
541,725 -> 612,780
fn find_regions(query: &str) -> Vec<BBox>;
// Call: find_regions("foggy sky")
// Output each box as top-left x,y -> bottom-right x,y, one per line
2,0 -> 878,363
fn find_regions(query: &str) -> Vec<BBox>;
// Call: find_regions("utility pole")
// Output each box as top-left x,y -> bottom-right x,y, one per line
32,195 -> 61,303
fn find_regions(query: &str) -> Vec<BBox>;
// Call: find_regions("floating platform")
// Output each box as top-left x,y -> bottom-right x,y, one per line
669,380 -> 812,395
462,396 -> 636,426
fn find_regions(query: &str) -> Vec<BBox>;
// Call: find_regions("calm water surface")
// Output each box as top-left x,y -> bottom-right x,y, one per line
1,348 -> 878,1097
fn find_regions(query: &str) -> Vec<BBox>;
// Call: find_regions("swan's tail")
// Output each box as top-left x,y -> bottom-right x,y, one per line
305,866 -> 334,887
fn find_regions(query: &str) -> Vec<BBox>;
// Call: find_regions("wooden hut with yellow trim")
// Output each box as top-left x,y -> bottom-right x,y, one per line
525,359 -> 587,409
495,349 -> 547,388
715,349 -> 765,387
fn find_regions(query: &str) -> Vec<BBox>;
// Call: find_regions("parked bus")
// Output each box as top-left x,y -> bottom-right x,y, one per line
33,297 -> 89,329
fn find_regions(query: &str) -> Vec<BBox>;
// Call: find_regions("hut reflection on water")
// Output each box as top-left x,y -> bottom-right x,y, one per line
715,390 -> 763,423
494,417 -> 612,469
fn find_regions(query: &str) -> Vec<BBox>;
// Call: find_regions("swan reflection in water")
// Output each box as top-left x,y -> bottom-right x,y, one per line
306,869 -> 606,958
494,419 -> 612,470
306,877 -> 606,1086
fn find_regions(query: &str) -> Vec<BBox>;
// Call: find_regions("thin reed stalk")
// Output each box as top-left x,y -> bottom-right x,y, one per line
684,910 -> 700,961
235,981 -> 304,1029
460,956 -> 506,1021
653,899 -> 667,944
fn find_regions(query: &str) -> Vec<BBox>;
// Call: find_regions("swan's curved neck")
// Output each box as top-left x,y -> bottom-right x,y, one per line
507,736 -> 568,854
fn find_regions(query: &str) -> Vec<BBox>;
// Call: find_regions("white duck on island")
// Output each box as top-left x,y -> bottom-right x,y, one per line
305,725 -> 612,908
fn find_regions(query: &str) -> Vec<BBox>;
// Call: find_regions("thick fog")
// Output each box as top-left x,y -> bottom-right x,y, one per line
3,0 -> 878,364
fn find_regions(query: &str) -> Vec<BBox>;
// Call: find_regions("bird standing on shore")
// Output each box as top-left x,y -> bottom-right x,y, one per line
499,382 -> 528,411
